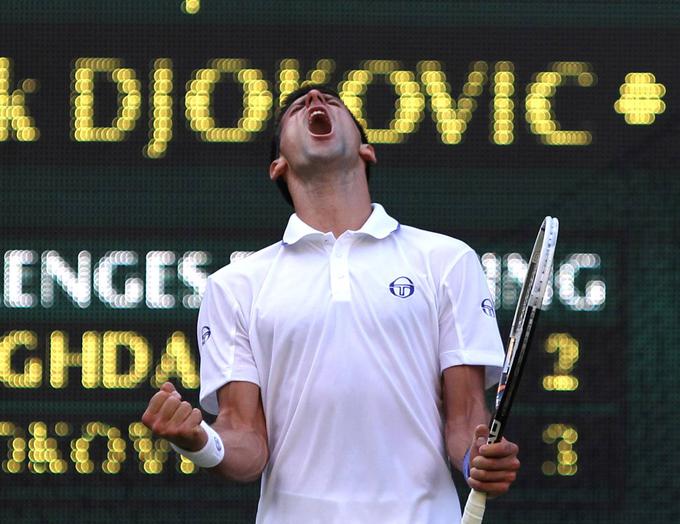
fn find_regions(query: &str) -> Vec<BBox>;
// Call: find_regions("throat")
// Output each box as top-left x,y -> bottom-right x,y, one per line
308,114 -> 332,135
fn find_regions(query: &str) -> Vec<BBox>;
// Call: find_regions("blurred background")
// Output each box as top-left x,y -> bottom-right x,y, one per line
2,1 -> 679,522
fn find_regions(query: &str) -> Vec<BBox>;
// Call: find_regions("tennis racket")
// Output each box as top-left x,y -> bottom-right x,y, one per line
461,216 -> 559,524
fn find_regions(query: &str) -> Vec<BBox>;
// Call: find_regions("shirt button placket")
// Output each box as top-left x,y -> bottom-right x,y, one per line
332,238 -> 351,301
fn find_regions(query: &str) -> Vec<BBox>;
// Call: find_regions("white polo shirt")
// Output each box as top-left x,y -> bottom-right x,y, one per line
198,204 -> 504,524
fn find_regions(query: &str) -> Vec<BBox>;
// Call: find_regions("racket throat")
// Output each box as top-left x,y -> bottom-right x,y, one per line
488,419 -> 503,444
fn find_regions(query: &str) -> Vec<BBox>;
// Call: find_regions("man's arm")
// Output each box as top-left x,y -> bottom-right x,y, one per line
211,380 -> 269,482
443,365 -> 520,497
141,380 -> 268,483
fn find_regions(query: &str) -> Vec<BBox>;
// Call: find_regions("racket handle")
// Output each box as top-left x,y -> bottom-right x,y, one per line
461,489 -> 487,524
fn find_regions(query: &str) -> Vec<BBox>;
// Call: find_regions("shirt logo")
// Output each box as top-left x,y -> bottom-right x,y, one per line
389,276 -> 415,298
201,326 -> 211,345
481,298 -> 496,317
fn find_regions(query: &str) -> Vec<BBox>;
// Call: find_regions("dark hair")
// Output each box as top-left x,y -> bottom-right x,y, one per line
270,84 -> 371,207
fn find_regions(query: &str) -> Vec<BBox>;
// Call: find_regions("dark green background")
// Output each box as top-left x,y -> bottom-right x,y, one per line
2,1 -> 679,522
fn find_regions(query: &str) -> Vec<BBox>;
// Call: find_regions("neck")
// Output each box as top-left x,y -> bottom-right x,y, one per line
288,164 -> 372,238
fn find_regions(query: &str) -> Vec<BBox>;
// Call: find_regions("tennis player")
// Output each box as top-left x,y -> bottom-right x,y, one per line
142,86 -> 520,523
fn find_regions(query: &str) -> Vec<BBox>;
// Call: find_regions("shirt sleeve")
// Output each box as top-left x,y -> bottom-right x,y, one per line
197,276 -> 260,414
438,248 -> 505,388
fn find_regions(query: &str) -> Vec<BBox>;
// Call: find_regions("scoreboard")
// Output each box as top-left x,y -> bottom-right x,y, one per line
2,2 -> 679,522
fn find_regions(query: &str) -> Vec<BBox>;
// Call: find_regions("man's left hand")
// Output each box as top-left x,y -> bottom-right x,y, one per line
467,424 -> 520,497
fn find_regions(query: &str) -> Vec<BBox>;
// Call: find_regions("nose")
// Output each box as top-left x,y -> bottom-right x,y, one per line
305,89 -> 324,107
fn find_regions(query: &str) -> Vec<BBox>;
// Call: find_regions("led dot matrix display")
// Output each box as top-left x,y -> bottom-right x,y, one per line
2,2 -> 679,523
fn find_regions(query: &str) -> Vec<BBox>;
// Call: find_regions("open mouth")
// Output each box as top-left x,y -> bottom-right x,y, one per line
307,108 -> 333,136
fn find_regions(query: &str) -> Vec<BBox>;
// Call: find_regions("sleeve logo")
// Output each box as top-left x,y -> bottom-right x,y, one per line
201,326 -> 211,345
481,298 -> 496,317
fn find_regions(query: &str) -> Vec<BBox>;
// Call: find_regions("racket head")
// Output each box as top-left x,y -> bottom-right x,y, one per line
490,216 -> 559,440
528,216 -> 559,309
506,216 -> 559,341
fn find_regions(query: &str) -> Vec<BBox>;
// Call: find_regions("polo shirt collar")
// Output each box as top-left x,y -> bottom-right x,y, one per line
282,203 -> 399,245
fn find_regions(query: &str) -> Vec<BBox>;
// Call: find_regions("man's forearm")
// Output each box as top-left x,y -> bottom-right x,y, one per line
209,423 -> 269,482
445,405 -> 489,473
442,365 -> 490,474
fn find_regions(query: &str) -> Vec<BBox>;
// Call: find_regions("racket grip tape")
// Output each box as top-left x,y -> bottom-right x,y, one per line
461,489 -> 487,524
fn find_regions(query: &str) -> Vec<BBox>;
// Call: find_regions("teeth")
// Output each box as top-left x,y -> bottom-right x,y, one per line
309,110 -> 326,120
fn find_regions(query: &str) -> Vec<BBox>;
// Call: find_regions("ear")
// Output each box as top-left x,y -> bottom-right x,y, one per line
269,157 -> 288,181
359,144 -> 377,165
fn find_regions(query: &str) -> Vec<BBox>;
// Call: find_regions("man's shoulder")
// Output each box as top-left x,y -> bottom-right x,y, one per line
209,241 -> 282,288
395,223 -> 474,260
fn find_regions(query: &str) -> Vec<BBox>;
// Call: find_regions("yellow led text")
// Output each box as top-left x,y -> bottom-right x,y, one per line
0,330 -> 199,389
0,57 -> 40,141
525,61 -> 595,146
277,58 -> 335,107
340,60 -> 424,144
185,58 -> 273,142
543,332 -> 580,391
542,423 -> 578,476
0,421 -> 198,475
72,57 -> 142,142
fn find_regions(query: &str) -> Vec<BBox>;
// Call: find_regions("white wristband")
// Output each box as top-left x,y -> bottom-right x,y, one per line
170,420 -> 225,468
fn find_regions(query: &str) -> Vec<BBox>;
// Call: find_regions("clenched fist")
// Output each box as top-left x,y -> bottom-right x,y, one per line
141,382 -> 207,451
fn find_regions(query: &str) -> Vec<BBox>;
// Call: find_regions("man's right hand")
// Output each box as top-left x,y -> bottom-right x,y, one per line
141,381 -> 207,451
